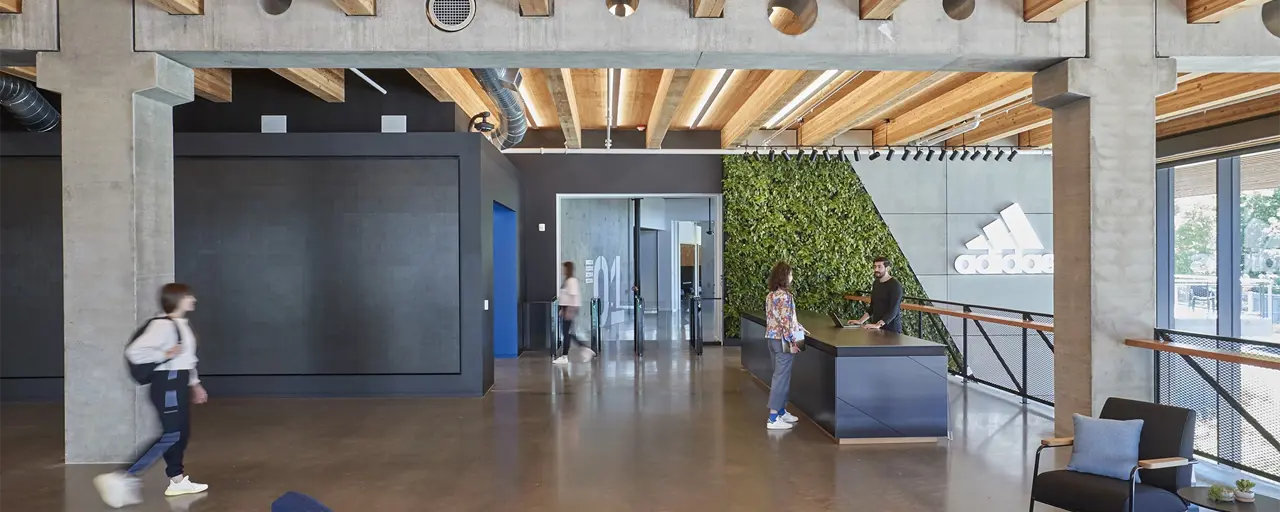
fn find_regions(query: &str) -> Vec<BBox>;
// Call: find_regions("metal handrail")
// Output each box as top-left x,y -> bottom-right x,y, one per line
845,293 -> 1056,406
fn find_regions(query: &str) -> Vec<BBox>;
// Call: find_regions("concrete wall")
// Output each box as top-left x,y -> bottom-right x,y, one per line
858,154 -> 1054,314
1156,0 -> 1280,71
133,0 -> 1084,70
560,198 -> 634,328
0,0 -> 57,52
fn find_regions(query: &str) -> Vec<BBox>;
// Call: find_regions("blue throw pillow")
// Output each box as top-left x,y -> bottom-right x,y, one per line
1066,414 -> 1144,481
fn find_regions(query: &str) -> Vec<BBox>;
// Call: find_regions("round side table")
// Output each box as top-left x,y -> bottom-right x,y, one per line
1178,487 -> 1280,512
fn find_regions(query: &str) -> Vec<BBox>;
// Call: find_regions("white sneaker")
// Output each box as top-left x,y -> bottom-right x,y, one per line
551,355 -> 569,365
766,418 -> 795,430
93,471 -> 141,508
780,411 -> 800,423
164,475 -> 209,497
582,348 -> 597,361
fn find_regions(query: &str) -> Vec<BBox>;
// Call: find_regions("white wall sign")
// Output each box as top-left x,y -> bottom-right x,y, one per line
954,203 -> 1054,275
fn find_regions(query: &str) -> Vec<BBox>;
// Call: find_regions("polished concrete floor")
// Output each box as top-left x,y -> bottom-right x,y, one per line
4,341 -> 1092,511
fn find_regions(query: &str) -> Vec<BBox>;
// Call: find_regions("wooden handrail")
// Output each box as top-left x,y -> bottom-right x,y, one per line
845,295 -> 1054,332
1125,338 -> 1280,371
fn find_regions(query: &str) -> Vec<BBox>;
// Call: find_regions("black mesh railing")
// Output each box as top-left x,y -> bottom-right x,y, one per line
1154,329 -> 1280,482
850,294 -> 1055,406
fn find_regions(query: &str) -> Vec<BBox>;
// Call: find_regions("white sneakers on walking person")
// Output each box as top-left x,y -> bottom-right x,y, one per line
93,472 -> 142,508
165,475 -> 209,497
780,411 -> 800,423
766,417 -> 795,430
552,355 -> 570,365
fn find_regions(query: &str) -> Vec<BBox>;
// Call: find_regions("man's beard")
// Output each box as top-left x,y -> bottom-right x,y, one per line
873,271 -> 883,279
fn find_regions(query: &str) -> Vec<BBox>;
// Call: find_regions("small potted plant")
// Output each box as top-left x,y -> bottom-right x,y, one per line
1209,484 -> 1237,502
1236,479 -> 1256,503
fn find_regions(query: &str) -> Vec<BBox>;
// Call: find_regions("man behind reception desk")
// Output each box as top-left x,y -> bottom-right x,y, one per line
852,257 -> 903,333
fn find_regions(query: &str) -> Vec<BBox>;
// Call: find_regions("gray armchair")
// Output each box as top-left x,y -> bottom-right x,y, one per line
1029,397 -> 1197,512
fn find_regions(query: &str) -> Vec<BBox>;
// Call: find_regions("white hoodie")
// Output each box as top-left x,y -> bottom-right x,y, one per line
125,317 -> 200,386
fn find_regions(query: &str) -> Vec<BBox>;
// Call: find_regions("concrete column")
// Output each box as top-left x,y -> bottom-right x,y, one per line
1033,0 -> 1176,433
37,0 -> 193,463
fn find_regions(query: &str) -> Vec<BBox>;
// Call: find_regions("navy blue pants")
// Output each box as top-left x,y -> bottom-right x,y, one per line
125,370 -> 190,478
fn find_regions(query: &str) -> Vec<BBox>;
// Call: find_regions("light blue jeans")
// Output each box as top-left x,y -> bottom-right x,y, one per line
766,338 -> 794,412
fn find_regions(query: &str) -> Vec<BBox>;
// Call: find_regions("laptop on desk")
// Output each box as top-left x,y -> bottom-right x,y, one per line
829,312 -> 862,329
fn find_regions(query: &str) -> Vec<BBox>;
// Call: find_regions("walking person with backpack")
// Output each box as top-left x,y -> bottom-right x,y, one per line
94,283 -> 210,508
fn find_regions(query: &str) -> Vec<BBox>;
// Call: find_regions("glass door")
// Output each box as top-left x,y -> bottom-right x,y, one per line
559,197 -> 637,354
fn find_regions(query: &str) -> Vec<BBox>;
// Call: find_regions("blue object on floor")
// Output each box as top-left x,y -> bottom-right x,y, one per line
272,491 -> 333,512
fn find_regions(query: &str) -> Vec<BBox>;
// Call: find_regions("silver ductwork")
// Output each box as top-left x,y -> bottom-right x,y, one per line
0,74 -> 59,132
469,69 -> 527,150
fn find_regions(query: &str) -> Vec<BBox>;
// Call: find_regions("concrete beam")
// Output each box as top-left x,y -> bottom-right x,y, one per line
134,0 -> 1086,71
646,69 -> 694,149
1024,0 -> 1088,22
332,0 -> 376,16
143,0 -> 203,15
1157,0 -> 1280,71
0,0 -> 56,51
1186,0 -> 1268,23
270,68 -> 345,102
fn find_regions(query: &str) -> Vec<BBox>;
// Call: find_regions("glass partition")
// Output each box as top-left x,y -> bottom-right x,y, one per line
1173,160 -> 1219,334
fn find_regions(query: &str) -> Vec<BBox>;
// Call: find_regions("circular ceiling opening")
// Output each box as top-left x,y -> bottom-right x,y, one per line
768,0 -> 818,36
944,0 -> 975,20
260,0 -> 291,15
427,0 -> 476,32
1264,0 -> 1280,39
606,0 -> 638,17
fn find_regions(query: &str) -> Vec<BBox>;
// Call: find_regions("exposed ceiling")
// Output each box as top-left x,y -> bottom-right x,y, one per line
3,64 -> 1276,153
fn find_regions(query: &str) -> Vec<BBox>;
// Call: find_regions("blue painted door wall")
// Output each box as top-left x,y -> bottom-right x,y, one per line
493,202 -> 519,358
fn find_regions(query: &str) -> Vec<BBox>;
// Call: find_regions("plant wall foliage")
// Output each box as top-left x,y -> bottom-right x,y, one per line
722,156 -> 953,353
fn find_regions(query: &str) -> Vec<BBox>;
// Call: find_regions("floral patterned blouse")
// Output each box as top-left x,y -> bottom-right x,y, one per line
765,289 -> 801,342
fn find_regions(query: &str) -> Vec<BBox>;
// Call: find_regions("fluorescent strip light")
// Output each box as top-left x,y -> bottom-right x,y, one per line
685,69 -> 726,127
606,68 -> 615,128
764,69 -> 838,129
518,82 -> 541,129
616,69 -> 632,127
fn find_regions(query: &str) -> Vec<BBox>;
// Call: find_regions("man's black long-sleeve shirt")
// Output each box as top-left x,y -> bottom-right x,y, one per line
869,277 -> 904,333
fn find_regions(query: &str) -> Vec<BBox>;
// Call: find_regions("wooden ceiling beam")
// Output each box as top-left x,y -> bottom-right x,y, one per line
1024,0 -> 1087,22
406,69 -> 492,117
193,68 -> 232,103
571,69 -> 608,130
646,69 -> 694,149
797,71 -> 944,146
698,70 -> 771,130
516,68 -> 556,129
618,69 -> 664,128
1157,73 -> 1280,121
946,103 -> 1051,145
271,68 -> 345,103
671,69 -> 726,130
0,66 -> 37,81
143,0 -> 202,15
332,0 -> 376,15
861,0 -> 908,19
0,0 -> 20,14
692,0 -> 725,17
544,68 -> 582,148
1186,0 -> 1269,23
1022,125 -> 1052,147
721,70 -> 828,148
1157,94 -> 1280,139
519,0 -> 552,16
883,72 -> 1033,145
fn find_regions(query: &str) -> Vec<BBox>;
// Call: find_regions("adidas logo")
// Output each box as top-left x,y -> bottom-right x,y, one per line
954,203 -> 1054,275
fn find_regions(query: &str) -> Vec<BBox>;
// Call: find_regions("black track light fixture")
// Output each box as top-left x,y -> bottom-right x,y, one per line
961,148 -> 972,161
782,149 -> 791,161
886,148 -> 895,161
823,149 -> 833,161
901,149 -> 909,161
1009,148 -> 1019,161
948,149 -> 959,161
982,148 -> 992,161
768,149 -> 776,162
926,149 -> 935,161
837,148 -> 847,162
996,149 -> 1007,161
869,150 -> 882,161
809,149 -> 820,163
853,149 -> 861,162
913,150 -> 923,161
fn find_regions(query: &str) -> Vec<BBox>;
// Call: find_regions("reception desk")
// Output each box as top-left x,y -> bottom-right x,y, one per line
741,311 -> 950,444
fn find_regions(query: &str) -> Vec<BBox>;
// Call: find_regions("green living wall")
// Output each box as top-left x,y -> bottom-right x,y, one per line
723,156 -> 953,354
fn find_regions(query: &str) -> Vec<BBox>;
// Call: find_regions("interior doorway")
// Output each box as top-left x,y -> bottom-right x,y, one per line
493,202 -> 519,358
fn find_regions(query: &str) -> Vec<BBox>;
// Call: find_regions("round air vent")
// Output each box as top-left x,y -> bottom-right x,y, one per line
943,0 -> 975,20
1265,0 -> 1280,39
427,0 -> 476,32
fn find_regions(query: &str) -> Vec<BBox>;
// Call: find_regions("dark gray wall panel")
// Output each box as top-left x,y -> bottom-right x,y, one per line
176,157 -> 461,375
478,142 -> 521,389
0,158 -> 63,380
510,153 -> 722,309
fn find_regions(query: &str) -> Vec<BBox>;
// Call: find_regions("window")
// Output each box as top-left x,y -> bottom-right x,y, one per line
1173,160 -> 1218,334
1239,148 -> 1280,344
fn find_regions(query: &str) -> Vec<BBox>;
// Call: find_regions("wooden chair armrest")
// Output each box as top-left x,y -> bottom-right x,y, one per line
1041,437 -> 1074,447
1137,457 -> 1195,470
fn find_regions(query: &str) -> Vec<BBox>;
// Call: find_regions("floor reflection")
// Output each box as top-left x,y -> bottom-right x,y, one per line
0,342 -> 1118,511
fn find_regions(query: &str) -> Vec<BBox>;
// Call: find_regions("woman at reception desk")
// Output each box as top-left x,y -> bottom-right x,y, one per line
740,305 -> 950,444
